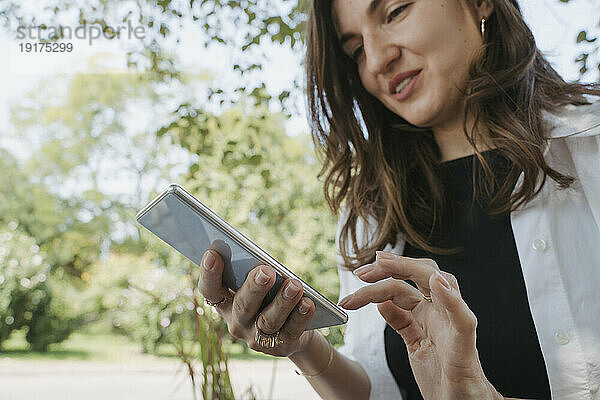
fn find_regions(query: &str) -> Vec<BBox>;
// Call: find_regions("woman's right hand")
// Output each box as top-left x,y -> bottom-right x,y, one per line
198,249 -> 317,358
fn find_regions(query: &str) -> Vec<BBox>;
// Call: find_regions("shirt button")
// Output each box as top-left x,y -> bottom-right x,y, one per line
590,385 -> 599,394
554,330 -> 570,345
532,239 -> 547,252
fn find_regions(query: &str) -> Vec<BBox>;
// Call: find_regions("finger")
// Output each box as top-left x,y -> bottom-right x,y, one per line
429,272 -> 477,347
377,301 -> 425,353
198,250 -> 231,307
355,252 -> 440,296
280,297 -> 315,342
257,278 -> 304,334
338,279 -> 423,311
231,265 -> 276,327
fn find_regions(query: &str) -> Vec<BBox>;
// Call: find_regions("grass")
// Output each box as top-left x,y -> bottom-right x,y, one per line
1,330 -> 154,362
0,329 -> 274,362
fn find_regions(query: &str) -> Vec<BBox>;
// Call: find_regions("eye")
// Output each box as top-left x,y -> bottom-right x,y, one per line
351,45 -> 364,62
386,4 -> 409,23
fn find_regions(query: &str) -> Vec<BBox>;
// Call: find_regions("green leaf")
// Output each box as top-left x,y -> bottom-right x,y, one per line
247,154 -> 262,165
576,30 -> 597,44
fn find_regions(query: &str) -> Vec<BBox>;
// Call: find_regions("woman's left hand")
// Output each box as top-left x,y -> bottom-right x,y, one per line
339,251 -> 503,400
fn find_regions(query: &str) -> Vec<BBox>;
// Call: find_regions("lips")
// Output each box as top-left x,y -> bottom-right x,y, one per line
388,69 -> 422,94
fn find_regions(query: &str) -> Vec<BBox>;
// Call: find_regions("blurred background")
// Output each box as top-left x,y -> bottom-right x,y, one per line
0,0 -> 598,399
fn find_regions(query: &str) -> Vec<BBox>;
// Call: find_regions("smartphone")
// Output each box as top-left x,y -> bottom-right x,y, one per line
135,184 -> 348,330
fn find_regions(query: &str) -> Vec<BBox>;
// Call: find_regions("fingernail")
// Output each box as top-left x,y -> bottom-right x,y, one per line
255,268 -> 270,286
376,251 -> 397,260
203,252 -> 215,270
283,281 -> 301,300
353,263 -> 373,276
298,299 -> 310,314
436,272 -> 451,290
338,294 -> 353,306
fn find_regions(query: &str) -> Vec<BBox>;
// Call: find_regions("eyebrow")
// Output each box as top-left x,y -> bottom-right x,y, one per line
338,0 -> 384,48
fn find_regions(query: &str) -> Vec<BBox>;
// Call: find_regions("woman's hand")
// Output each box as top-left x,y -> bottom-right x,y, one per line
197,249 -> 317,358
339,251 -> 503,400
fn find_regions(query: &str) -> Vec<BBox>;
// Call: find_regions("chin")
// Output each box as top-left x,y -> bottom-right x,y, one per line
396,109 -> 438,128
388,97 -> 443,129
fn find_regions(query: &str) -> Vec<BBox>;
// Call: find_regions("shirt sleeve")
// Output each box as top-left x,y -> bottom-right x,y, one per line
334,206 -> 405,400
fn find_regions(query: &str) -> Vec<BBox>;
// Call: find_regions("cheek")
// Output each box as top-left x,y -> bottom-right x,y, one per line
358,69 -> 382,101
358,69 -> 375,92
426,25 -> 480,83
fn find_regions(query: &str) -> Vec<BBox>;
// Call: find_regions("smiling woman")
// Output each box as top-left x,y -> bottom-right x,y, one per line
294,0 -> 600,399
333,0 -> 487,132
189,0 -> 599,398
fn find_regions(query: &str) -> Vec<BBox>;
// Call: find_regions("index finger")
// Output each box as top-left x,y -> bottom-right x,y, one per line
338,279 -> 423,311
355,251 -> 439,295
198,250 -> 231,305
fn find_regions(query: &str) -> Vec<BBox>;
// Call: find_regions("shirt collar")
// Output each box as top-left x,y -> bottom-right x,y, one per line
542,101 -> 600,139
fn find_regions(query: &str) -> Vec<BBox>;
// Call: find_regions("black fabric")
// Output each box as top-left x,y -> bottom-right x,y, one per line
384,149 -> 551,399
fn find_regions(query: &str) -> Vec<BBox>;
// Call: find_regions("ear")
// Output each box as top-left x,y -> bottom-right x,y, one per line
474,0 -> 494,20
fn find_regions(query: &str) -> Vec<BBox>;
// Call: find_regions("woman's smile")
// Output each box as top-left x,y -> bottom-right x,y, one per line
390,69 -> 422,101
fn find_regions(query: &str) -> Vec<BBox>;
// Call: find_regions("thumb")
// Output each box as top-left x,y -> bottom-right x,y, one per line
430,272 -> 478,344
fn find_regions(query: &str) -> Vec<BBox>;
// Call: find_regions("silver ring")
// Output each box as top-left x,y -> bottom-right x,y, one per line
254,319 -> 283,348
204,297 -> 227,307
422,293 -> 432,302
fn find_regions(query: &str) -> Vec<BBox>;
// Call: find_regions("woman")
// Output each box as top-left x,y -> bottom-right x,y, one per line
198,0 -> 600,398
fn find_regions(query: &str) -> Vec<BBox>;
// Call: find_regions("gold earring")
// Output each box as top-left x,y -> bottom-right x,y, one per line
480,18 -> 486,37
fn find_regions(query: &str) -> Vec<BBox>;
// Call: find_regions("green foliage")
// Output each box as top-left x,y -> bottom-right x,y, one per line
0,150 -> 105,350
157,100 -> 345,346
0,0 -> 310,112
555,1 -> 599,78
86,252 -> 188,353
2,69 -> 237,396
25,273 -> 88,352
159,101 -> 339,302
0,145 -> 109,282
3,63 -> 343,357
574,29 -> 599,76
0,224 -> 87,351
83,251 -> 234,399
0,225 -> 49,347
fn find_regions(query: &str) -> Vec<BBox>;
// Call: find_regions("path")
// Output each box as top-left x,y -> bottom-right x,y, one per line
0,357 -> 321,400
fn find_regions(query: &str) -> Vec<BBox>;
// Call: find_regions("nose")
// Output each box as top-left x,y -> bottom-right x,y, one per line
363,30 -> 401,75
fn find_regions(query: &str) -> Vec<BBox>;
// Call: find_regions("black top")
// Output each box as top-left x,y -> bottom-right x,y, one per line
384,149 -> 551,399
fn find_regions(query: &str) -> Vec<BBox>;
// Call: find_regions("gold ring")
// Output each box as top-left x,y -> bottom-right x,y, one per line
204,297 -> 227,307
422,293 -> 432,302
254,319 -> 283,348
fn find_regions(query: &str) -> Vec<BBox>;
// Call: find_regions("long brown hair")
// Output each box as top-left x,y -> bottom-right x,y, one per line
306,0 -> 600,269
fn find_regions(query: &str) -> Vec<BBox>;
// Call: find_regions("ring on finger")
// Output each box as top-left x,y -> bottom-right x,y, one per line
255,319 -> 284,348
421,292 -> 432,302
205,297 -> 228,307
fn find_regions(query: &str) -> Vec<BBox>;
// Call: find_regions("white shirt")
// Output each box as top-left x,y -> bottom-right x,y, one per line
336,101 -> 600,400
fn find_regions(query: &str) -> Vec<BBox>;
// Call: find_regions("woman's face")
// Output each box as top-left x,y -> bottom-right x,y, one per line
332,0 -> 487,129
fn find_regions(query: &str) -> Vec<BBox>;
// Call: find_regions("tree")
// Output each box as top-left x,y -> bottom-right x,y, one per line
158,100 -> 339,300
0,0 -> 310,114
1,69 -> 187,349
0,150 -> 91,350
